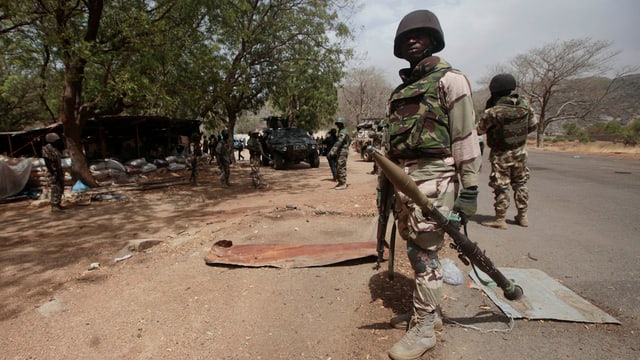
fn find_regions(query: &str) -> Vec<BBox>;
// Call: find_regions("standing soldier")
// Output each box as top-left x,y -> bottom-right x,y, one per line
189,132 -> 202,186
368,124 -> 384,175
215,130 -> 231,187
478,73 -> 537,229
42,132 -> 66,211
209,134 -> 218,165
381,10 -> 481,359
247,129 -> 266,188
327,118 -> 351,190
324,128 -> 338,181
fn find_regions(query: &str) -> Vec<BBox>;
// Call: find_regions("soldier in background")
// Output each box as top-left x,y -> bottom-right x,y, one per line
324,128 -> 338,181
478,73 -> 537,229
209,134 -> 218,165
368,124 -> 383,175
247,129 -> 266,188
189,132 -> 202,186
215,130 -> 231,187
42,133 -> 65,211
327,118 -> 351,190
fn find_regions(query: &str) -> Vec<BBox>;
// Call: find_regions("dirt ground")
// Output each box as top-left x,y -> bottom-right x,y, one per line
0,146 -> 637,359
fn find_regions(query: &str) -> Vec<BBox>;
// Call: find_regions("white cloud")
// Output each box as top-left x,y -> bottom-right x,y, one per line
347,0 -> 640,89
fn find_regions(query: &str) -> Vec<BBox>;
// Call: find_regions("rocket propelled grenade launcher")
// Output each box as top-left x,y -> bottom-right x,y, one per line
370,149 -> 523,301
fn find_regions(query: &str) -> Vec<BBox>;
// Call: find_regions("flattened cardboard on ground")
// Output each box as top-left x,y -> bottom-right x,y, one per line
470,267 -> 620,324
205,240 -> 381,268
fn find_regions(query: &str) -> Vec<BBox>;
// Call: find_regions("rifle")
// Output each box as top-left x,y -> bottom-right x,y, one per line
370,149 -> 523,301
374,173 -> 396,279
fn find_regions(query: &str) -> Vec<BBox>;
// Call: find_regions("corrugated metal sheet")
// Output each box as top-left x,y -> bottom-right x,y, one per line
205,240 -> 380,269
470,267 -> 620,324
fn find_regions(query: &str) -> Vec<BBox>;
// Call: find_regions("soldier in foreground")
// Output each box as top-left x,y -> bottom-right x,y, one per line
327,118 -> 351,190
42,132 -> 66,211
477,73 -> 537,229
247,129 -> 266,188
381,10 -> 482,359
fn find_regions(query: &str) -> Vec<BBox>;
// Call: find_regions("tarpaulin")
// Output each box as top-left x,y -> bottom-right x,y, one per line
0,158 -> 33,199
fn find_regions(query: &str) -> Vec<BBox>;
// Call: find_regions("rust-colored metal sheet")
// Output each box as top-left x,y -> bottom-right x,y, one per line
204,240 -> 381,268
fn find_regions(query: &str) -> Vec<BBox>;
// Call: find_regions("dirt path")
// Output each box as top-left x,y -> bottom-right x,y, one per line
1,148 -> 637,359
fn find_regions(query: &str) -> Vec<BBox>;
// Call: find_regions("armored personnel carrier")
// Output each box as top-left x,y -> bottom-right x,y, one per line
262,116 -> 320,170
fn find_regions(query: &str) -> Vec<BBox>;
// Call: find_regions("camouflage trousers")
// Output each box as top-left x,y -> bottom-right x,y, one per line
189,156 -> 199,185
395,170 -> 456,313
250,152 -> 262,187
336,150 -> 348,185
218,159 -> 230,186
48,175 -> 64,206
487,148 -> 530,215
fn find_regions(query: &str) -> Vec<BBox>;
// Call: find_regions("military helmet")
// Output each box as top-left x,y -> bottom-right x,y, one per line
489,73 -> 517,94
394,10 -> 445,58
45,133 -> 60,143
335,118 -> 346,125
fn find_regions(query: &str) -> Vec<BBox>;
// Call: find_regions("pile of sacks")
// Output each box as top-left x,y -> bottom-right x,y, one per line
89,156 -> 188,184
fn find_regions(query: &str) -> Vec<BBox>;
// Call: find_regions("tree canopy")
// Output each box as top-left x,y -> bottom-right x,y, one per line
1,0 -> 353,185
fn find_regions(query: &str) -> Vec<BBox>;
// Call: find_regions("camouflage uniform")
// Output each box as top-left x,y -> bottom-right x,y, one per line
247,132 -> 265,188
324,130 -> 338,181
383,56 -> 482,317
215,137 -> 231,187
369,130 -> 383,174
477,93 -> 537,227
384,10 -> 482,360
43,142 -> 65,209
189,133 -> 202,186
328,122 -> 351,189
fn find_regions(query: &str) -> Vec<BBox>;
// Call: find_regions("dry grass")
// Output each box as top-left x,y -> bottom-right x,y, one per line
528,140 -> 640,159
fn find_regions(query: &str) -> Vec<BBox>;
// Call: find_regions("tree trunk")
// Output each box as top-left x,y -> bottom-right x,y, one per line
56,0 -> 103,188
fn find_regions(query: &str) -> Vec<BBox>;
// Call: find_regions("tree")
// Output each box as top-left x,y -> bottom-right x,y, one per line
199,0 -> 354,137
338,67 -> 391,126
508,38 -> 634,147
1,1 -> 212,185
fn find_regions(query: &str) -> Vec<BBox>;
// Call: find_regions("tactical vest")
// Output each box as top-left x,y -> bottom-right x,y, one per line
486,96 -> 531,151
338,129 -> 351,150
385,61 -> 452,159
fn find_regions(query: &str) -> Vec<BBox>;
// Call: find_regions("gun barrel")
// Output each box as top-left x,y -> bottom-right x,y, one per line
370,150 -> 523,301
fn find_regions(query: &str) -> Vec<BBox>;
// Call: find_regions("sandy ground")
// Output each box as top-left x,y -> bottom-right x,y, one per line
1,146 -> 638,359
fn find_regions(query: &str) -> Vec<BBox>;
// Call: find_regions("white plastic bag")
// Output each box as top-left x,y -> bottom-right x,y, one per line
441,258 -> 464,286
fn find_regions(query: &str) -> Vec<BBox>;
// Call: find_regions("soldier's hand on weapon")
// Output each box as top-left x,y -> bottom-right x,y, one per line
453,186 -> 478,225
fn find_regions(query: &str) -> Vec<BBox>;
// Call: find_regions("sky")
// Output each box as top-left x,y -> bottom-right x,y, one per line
346,0 -> 640,90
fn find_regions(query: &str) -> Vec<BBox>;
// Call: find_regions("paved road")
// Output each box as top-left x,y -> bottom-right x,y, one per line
471,149 -> 640,327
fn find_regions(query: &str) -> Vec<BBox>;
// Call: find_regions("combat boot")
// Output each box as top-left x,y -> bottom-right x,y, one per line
481,215 -> 507,230
388,311 -> 437,360
334,183 -> 347,190
390,311 -> 443,331
515,211 -> 528,227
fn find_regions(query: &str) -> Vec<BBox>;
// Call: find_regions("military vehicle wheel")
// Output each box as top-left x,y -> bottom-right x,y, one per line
309,152 -> 320,168
361,149 -> 372,162
273,153 -> 286,170
261,155 -> 270,166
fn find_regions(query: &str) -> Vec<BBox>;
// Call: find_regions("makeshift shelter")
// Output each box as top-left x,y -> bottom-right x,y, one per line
82,115 -> 202,162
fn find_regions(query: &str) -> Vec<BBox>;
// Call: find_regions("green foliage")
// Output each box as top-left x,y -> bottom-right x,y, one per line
621,118 -> 640,146
0,0 -> 354,134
